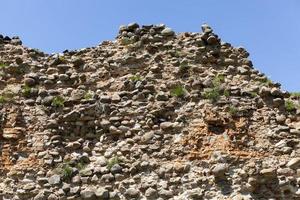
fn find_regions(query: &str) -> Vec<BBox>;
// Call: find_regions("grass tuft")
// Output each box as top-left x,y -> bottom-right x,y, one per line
107,157 -> 120,170
170,85 -> 187,98
52,96 -> 65,107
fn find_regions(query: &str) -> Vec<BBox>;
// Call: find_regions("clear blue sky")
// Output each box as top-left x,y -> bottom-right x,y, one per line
1,0 -> 299,91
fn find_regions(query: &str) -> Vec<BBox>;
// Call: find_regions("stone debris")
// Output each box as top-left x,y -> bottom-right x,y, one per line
0,23 -> 300,199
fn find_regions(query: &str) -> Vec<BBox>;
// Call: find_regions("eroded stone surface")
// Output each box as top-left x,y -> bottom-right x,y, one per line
0,23 -> 300,199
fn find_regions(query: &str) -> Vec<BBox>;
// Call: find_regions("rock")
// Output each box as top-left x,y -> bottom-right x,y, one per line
158,189 -> 173,198
287,158 -> 300,169
100,173 -> 114,182
62,183 -> 71,193
3,127 -> 24,139
95,187 -> 109,199
160,122 -> 173,130
48,194 -> 59,200
212,164 -> 228,179
110,164 -> 122,174
145,187 -> 158,199
156,92 -> 169,101
207,35 -> 218,45
80,168 -> 93,176
161,27 -> 175,36
70,186 -> 81,195
201,24 -> 213,33
127,22 -> 139,31
48,175 -> 61,185
124,187 -> 140,198
80,187 -> 96,199
260,168 -> 276,177
23,183 -> 36,190
24,77 -> 36,86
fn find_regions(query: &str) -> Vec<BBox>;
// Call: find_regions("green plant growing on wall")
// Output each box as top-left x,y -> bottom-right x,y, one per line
203,74 -> 228,103
84,92 -> 93,100
285,100 -> 296,112
129,74 -> 142,82
170,85 -> 187,98
107,156 -> 120,170
52,96 -> 65,107
22,85 -> 32,97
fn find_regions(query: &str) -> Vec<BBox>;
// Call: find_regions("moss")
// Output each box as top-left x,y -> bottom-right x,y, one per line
203,74 -> 228,103
0,96 -> 6,104
22,85 -> 32,97
170,85 -> 187,98
107,157 -> 120,170
52,96 -> 65,107
249,91 -> 258,98
62,164 -> 73,180
224,90 -> 230,98
229,106 -> 238,117
84,92 -> 93,100
203,87 -> 221,103
285,100 -> 296,112
76,161 -> 87,171
0,63 -> 7,69
291,92 -> 300,98
129,74 -> 142,82
120,37 -> 135,46
179,60 -> 190,74
260,78 -> 273,86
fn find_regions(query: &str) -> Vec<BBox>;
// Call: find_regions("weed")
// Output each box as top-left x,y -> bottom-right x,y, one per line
291,92 -> 300,98
61,164 -> 73,180
203,75 -> 228,102
129,74 -> 142,82
120,37 -> 134,46
84,92 -> 93,100
213,74 -> 225,86
203,87 -> 221,103
224,90 -> 230,98
59,56 -> 66,63
170,85 -> 187,98
76,161 -> 86,171
0,63 -> 7,69
229,106 -> 238,117
107,157 -> 120,170
179,60 -> 190,73
0,96 -> 6,104
260,78 -> 273,86
285,100 -> 296,112
22,85 -> 32,97
249,91 -> 258,98
52,96 -> 65,107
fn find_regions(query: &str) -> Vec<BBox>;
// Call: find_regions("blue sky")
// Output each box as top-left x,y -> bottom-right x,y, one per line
1,0 -> 299,91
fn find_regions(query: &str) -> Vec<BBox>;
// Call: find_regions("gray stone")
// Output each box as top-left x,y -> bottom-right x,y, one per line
100,173 -> 114,182
110,164 -> 122,174
260,168 -> 276,177
24,77 -> 36,86
201,24 -> 213,33
95,187 -> 109,199
124,187 -> 140,198
212,164 -> 228,178
70,186 -> 81,195
287,158 -> 300,169
80,168 -> 93,176
48,174 -> 61,185
161,28 -> 175,36
158,189 -> 173,198
145,187 -> 158,198
80,187 -> 96,199
156,92 -> 169,101
160,122 -> 173,130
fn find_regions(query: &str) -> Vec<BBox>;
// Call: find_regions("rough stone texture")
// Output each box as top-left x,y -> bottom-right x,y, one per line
0,23 -> 300,199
